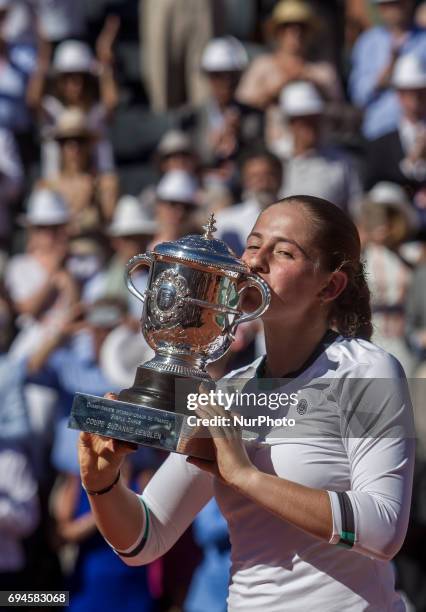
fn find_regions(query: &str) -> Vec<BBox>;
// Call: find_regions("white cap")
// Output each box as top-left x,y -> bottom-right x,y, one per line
201,37 -> 248,73
280,81 -> 325,117
108,196 -> 158,236
157,130 -> 193,157
156,171 -> 200,206
368,182 -> 418,231
21,189 -> 70,226
53,40 -> 97,75
392,54 -> 426,90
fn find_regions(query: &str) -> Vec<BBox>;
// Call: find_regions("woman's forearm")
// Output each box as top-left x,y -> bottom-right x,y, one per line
233,468 -> 333,542
85,478 -> 146,551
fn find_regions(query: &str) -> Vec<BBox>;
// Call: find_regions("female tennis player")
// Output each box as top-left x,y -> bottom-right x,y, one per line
78,196 -> 415,611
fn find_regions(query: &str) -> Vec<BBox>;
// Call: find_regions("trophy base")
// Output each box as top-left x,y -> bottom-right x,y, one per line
69,393 -> 216,461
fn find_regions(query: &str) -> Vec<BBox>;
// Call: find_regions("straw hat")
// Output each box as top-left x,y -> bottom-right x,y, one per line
272,0 -> 316,29
50,108 -> 97,141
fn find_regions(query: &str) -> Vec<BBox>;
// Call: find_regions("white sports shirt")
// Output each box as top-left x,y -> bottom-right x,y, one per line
108,333 -> 415,612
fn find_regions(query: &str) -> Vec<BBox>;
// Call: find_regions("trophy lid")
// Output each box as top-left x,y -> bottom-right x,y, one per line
153,214 -> 248,274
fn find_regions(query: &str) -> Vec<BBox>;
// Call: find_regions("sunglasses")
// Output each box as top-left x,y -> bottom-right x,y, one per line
57,136 -> 90,146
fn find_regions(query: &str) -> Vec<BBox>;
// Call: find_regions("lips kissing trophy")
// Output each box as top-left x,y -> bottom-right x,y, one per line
69,214 -> 271,459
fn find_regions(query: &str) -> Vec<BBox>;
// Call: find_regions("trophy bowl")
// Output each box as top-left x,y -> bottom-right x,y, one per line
69,215 -> 271,459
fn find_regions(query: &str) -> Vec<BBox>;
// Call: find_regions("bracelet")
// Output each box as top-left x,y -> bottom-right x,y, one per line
83,470 -> 121,496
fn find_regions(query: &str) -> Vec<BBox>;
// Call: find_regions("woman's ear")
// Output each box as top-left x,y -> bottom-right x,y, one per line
318,271 -> 348,304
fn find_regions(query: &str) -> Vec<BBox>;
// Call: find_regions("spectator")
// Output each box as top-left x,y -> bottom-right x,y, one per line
24,296 -> 149,470
0,287 -> 30,446
0,0 -> 35,46
349,0 -> 426,140
180,37 -> 264,166
0,4 -> 36,134
416,1 -> 426,28
237,0 -> 342,110
406,255 -> 426,366
98,319 -> 155,390
139,130 -> 200,217
37,108 -> 119,235
0,1 -> 87,47
278,81 -> 362,214
65,232 -> 109,305
216,148 -> 282,256
184,499 -> 231,612
359,182 -> 416,374
33,0 -> 87,45
140,0 -> 225,113
155,129 -> 198,176
0,439 -> 40,591
365,54 -> 426,197
51,458 -> 155,612
26,297 -> 128,413
5,189 -> 77,359
152,170 -> 203,246
27,20 -> 120,177
153,129 -> 234,215
0,128 -> 24,261
4,189 -> 77,470
0,287 -> 40,592
103,195 -> 158,316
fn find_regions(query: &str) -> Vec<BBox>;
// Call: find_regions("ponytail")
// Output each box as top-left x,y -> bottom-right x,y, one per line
331,261 -> 373,341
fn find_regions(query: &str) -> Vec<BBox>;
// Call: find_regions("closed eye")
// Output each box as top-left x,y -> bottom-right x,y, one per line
276,250 -> 295,259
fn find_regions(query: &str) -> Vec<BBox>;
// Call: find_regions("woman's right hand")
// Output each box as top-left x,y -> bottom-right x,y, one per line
78,393 -> 137,491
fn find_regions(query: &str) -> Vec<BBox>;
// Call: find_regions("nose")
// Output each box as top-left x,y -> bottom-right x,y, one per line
242,247 -> 269,275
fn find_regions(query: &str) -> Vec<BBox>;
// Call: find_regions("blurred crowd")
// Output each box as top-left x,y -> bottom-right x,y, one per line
1,0 -> 426,610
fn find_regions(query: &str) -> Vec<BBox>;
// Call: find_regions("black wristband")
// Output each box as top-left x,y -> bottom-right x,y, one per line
83,470 -> 121,496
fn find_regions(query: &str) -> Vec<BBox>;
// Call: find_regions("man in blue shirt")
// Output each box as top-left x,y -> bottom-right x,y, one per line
350,0 -> 426,140
26,298 -> 127,473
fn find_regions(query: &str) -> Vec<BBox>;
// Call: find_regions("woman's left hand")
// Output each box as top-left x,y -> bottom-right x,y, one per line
187,396 -> 257,490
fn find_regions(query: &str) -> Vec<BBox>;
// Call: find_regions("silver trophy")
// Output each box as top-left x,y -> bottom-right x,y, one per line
69,215 -> 271,459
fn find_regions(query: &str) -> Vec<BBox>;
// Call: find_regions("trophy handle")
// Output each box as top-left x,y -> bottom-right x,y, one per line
234,274 -> 271,327
125,253 -> 153,303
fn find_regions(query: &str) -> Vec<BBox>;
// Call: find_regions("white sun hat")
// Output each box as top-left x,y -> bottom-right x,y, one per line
52,40 -> 97,74
156,171 -> 200,206
108,195 -> 158,237
279,81 -> 325,117
368,182 -> 419,232
392,54 -> 426,90
20,189 -> 70,226
201,36 -> 248,73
